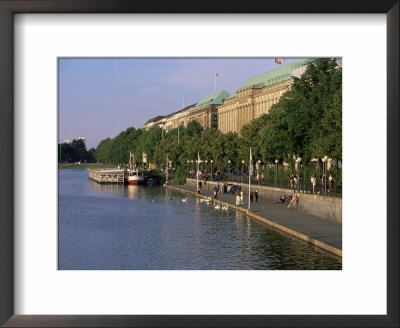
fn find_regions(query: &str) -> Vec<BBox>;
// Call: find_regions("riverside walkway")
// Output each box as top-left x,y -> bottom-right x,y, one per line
167,183 -> 342,257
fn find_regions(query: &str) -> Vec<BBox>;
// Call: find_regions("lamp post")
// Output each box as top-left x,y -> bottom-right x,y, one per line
191,160 -> 194,178
187,160 -> 189,177
242,160 -> 245,183
257,160 -> 261,185
322,156 -> 328,195
296,157 -> 302,192
275,159 -> 279,186
210,160 -> 214,181
228,160 -> 231,178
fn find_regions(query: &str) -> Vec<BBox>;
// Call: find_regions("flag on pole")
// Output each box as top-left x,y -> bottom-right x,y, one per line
274,58 -> 282,65
196,152 -> 200,190
216,72 -> 219,77
248,147 -> 252,210
249,148 -> 253,176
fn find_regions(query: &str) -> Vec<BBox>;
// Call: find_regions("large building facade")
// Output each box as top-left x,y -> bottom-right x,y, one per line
217,58 -> 315,134
184,90 -> 230,129
141,58 -> 340,135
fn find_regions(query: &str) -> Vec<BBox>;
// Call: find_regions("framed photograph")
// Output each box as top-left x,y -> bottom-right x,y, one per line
0,1 -> 398,327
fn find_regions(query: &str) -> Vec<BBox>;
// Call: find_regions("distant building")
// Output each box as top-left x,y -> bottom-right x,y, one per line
63,139 -> 71,144
165,104 -> 195,132
185,90 -> 230,129
142,115 -> 166,130
78,136 -> 86,142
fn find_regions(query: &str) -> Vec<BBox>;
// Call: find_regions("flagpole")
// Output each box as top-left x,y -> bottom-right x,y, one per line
196,152 -> 199,190
214,73 -> 216,92
166,155 -> 168,183
248,147 -> 252,210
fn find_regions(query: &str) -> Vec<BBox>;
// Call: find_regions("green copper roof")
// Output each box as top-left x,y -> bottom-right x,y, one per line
192,90 -> 231,109
237,58 -> 315,90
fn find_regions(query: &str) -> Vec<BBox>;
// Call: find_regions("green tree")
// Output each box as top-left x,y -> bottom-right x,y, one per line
311,87 -> 342,159
136,126 -> 162,163
259,58 -> 342,163
94,138 -> 113,163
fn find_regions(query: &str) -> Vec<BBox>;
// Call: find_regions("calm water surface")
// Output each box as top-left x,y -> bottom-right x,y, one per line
59,169 -> 342,270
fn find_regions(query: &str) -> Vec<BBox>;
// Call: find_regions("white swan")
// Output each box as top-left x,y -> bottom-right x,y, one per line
214,204 -> 220,209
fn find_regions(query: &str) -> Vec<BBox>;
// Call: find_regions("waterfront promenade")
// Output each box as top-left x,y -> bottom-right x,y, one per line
167,183 -> 342,257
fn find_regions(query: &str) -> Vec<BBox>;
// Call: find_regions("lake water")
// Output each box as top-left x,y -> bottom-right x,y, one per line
58,169 -> 342,270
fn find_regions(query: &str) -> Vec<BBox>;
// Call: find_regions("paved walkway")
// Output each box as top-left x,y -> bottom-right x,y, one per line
167,183 -> 342,257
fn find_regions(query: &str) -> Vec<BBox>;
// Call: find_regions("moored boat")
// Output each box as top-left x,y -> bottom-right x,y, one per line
125,168 -> 145,185
125,151 -> 145,185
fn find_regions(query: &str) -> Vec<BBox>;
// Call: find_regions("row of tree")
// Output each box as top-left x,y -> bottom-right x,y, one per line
93,58 -> 342,171
58,139 -> 95,163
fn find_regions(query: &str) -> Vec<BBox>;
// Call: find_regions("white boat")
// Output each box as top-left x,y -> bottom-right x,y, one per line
125,151 -> 145,185
125,168 -> 145,185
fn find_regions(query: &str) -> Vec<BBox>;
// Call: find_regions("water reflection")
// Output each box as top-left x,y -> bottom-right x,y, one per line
59,169 -> 341,270
126,184 -> 139,199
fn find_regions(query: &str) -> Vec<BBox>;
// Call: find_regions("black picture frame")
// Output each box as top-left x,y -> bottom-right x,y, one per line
0,1 -> 398,327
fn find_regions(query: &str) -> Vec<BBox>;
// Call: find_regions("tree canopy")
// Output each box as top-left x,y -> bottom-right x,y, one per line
58,139 -> 95,163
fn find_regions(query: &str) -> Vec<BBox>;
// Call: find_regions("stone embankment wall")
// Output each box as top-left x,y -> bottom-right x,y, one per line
185,178 -> 342,223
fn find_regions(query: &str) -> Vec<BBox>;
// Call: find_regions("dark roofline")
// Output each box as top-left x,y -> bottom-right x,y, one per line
168,103 -> 196,117
143,115 -> 165,125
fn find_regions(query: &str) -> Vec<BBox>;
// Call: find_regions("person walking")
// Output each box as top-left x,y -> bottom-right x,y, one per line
328,173 -> 335,193
235,189 -> 241,206
250,190 -> 254,203
213,185 -> 218,199
311,174 -> 317,194
290,174 -> 295,189
261,172 -> 265,185
255,188 -> 259,202
319,175 -> 325,194
240,188 -> 244,205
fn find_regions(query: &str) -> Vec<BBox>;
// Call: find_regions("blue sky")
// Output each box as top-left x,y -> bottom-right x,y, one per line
59,58 -> 299,149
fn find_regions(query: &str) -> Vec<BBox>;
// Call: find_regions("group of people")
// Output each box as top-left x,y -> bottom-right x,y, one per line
256,172 -> 265,184
213,184 -> 260,206
310,173 -> 336,194
234,188 -> 259,205
288,172 -> 336,194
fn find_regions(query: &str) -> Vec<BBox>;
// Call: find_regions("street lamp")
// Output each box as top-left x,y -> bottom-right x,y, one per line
296,157 -> 302,192
210,160 -> 214,181
228,160 -> 231,177
242,160 -> 245,182
187,160 -> 189,177
322,156 -> 328,195
275,159 -> 279,186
